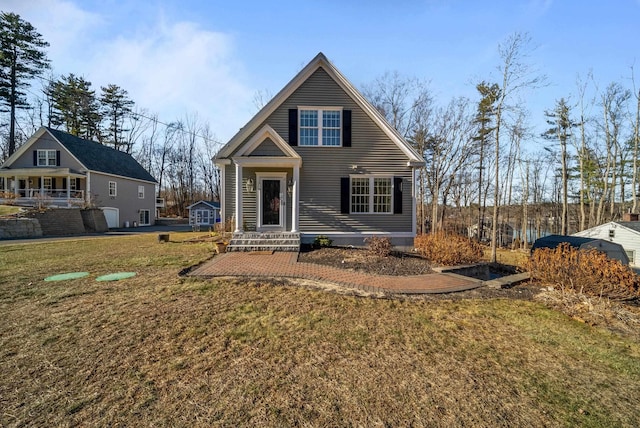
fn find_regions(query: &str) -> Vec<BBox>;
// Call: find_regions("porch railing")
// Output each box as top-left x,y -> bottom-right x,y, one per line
0,189 -> 85,207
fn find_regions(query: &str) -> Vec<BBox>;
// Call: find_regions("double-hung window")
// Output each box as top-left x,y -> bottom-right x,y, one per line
109,181 -> 117,197
138,185 -> 145,199
37,150 -> 57,166
350,176 -> 392,214
299,108 -> 342,146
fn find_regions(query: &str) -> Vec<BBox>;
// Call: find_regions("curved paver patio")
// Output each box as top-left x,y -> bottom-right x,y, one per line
188,252 -> 483,294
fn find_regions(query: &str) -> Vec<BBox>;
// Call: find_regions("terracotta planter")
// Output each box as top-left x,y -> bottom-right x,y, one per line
215,242 -> 228,254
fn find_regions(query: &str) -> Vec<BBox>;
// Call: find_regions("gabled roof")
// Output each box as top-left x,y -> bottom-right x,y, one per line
2,127 -> 156,183
616,221 -> 640,234
235,124 -> 301,159
187,200 -> 220,210
46,128 -> 157,183
216,52 -> 424,166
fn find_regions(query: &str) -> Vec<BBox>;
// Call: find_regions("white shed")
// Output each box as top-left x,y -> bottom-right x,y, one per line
573,221 -> 640,266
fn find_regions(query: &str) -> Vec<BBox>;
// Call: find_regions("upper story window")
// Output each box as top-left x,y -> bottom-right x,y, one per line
37,150 -> 57,166
299,108 -> 342,146
138,185 -> 145,199
109,181 -> 117,197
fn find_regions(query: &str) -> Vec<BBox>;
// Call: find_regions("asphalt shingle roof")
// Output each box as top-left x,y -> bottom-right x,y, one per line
617,221 -> 640,233
46,127 -> 157,183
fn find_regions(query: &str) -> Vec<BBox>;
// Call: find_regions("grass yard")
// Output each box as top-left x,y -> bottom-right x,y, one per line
0,205 -> 21,216
1,234 -> 639,427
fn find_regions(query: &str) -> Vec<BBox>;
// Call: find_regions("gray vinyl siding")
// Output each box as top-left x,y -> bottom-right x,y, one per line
224,165 -> 293,231
249,138 -> 285,156
225,66 -> 414,235
90,173 -> 156,227
11,134 -> 84,171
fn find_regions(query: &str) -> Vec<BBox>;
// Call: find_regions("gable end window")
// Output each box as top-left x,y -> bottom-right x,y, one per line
109,181 -> 117,197
299,108 -> 342,146
36,149 -> 58,166
138,185 -> 145,199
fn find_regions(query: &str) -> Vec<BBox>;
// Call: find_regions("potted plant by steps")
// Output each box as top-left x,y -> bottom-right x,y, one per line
215,241 -> 228,254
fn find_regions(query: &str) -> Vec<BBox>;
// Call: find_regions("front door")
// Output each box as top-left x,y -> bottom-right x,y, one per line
258,175 -> 285,230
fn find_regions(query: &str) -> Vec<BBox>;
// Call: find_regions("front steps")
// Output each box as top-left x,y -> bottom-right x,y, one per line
227,231 -> 301,252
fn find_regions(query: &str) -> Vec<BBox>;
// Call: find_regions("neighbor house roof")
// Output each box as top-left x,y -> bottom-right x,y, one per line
216,52 -> 425,166
186,200 -> 220,210
45,127 -> 157,183
616,221 -> 640,234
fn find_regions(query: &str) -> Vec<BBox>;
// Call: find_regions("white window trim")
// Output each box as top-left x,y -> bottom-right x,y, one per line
298,106 -> 343,147
42,177 -> 53,190
109,181 -> 117,197
37,149 -> 57,166
349,175 -> 393,215
139,209 -> 150,226
256,172 -> 287,231
138,185 -> 145,199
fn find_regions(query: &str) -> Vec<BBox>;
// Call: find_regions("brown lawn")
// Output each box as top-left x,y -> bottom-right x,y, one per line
0,233 -> 639,427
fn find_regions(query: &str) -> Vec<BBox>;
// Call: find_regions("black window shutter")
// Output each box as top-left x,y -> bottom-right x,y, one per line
37,177 -> 41,188
393,177 -> 403,214
56,151 -> 61,166
33,151 -> 37,166
62,178 -> 67,189
288,109 -> 298,146
343,109 -> 352,147
341,177 -> 350,214
76,178 -> 81,189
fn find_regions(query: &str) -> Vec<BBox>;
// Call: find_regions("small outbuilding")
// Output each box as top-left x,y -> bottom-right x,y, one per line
531,234 -> 630,265
187,200 -> 220,229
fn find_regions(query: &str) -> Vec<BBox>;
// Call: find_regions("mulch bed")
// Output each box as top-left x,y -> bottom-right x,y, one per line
297,246 -> 541,301
298,246 -> 434,276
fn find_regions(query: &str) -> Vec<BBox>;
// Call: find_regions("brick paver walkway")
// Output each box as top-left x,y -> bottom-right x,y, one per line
188,252 -> 483,294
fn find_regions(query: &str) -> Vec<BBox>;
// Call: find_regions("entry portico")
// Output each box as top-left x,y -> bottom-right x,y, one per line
215,124 -> 302,234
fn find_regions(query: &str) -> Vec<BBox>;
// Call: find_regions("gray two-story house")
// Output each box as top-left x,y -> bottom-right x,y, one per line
0,127 -> 157,228
215,53 -> 425,249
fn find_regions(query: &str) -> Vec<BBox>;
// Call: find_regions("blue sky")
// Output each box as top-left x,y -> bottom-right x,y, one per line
5,0 -> 640,146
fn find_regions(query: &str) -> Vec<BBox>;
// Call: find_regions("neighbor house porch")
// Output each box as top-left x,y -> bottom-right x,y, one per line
0,168 -> 87,208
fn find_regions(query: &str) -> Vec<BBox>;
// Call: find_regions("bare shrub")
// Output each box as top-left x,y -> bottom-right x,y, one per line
527,243 -> 640,300
414,232 -> 484,266
365,236 -> 393,258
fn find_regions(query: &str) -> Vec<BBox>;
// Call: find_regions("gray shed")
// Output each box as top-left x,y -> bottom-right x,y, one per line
531,235 -> 630,265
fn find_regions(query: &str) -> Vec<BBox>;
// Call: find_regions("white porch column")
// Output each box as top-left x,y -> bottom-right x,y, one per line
66,174 -> 71,207
291,165 -> 299,233
411,167 -> 417,237
13,175 -> 17,195
234,162 -> 243,233
86,172 -> 91,205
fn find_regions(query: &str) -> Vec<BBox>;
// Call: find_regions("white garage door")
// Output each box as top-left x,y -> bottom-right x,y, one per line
102,207 -> 119,228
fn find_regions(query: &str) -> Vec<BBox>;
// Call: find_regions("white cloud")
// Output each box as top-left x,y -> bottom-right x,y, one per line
2,0 -> 104,69
3,0 -> 254,142
88,20 -> 253,141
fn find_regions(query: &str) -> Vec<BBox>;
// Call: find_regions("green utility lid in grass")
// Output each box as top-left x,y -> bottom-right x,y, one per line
96,272 -> 137,282
44,272 -> 90,281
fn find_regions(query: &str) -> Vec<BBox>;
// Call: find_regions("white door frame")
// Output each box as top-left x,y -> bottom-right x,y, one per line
101,207 -> 119,228
195,209 -> 210,225
256,172 -> 286,231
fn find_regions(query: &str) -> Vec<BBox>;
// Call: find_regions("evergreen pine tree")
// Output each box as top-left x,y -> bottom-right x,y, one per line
0,12 -> 50,156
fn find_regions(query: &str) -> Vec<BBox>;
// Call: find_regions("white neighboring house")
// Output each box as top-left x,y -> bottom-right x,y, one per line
573,221 -> 640,266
